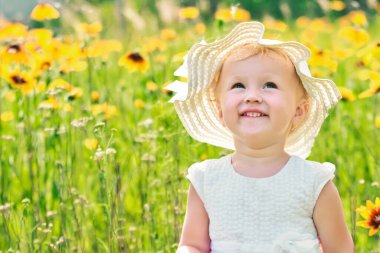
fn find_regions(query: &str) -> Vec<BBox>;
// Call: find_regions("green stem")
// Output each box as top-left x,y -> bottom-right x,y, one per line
0,81 -> 4,203
2,212 -> 11,247
97,160 -> 111,251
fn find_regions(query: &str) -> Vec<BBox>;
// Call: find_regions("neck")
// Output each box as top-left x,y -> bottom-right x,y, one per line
233,136 -> 288,159
231,141 -> 290,177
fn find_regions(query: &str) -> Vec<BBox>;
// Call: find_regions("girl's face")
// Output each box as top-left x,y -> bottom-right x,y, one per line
216,52 -> 308,150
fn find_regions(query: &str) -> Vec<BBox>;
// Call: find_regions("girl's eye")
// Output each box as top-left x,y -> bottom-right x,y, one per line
231,82 -> 245,89
263,82 -> 278,89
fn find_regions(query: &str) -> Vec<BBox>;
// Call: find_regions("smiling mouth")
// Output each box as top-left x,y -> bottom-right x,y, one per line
241,112 -> 268,117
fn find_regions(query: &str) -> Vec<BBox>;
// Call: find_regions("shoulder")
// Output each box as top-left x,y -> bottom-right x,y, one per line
295,157 -> 336,203
185,154 -> 231,203
187,154 -> 230,176
292,156 -> 336,179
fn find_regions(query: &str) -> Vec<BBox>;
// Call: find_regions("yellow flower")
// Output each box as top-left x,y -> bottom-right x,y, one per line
118,52 -> 149,72
356,197 -> 380,236
30,3 -> 60,21
0,23 -> 28,42
84,138 -> 98,150
49,78 -> 73,91
54,40 -> 84,60
309,18 -> 331,32
67,87 -> 83,101
27,28 -> 54,47
62,103 -> 73,112
178,7 -> 200,20
4,91 -> 16,102
36,81 -> 47,93
90,103 -> 118,120
134,99 -> 145,109
79,21 -> 103,37
1,43 -> 29,64
215,8 -> 232,22
173,51 -> 188,63
31,56 -> 53,75
371,43 -> 380,58
348,10 -> 367,27
333,48 -> 351,60
358,84 -> 380,99
330,1 -> 346,11
375,116 -> 380,128
215,7 -> 251,22
59,59 -> 88,74
91,91 -> 100,102
179,76 -> 188,83
1,112 -> 14,122
194,22 -> 206,34
299,30 -> 317,44
308,47 -> 337,73
4,68 -> 36,93
154,54 -> 167,64
39,96 -> 59,110
338,87 -> 356,102
355,70 -> 380,81
86,39 -> 122,60
338,26 -> 370,47
295,16 -> 311,28
357,71 -> 380,99
142,38 -> 166,53
146,81 -> 158,91
233,7 -> 251,22
160,28 -> 176,41
49,79 -> 76,95
162,81 -> 172,95
263,18 -> 287,32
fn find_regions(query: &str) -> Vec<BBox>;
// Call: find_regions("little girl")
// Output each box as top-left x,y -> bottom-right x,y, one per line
167,22 -> 354,253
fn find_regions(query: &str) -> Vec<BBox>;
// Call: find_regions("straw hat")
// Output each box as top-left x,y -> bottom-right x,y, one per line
166,21 -> 341,158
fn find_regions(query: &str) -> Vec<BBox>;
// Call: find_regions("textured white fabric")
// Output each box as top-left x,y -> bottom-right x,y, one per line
186,154 -> 335,253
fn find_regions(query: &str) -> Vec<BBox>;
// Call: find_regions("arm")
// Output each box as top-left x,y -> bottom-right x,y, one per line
177,184 -> 211,253
313,181 -> 355,253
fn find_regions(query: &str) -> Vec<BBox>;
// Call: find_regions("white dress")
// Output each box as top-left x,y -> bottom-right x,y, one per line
186,154 -> 335,253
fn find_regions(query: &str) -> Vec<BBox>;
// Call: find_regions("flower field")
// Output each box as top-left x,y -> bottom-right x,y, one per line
0,1 -> 379,252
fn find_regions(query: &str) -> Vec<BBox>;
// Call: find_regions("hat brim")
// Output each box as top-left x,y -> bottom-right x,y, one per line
169,21 -> 341,158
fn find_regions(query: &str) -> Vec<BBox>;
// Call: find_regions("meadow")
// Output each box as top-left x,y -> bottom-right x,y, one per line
0,1 -> 379,252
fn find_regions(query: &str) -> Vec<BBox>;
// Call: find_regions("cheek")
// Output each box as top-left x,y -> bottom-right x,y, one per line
269,96 -> 297,117
220,96 -> 239,113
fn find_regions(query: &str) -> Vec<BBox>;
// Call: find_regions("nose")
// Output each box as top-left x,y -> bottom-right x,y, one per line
244,89 -> 262,103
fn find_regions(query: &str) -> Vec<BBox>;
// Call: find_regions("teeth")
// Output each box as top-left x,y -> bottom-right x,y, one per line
243,112 -> 265,117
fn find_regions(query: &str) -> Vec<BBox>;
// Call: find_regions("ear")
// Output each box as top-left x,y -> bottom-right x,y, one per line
292,98 -> 309,127
215,100 -> 226,126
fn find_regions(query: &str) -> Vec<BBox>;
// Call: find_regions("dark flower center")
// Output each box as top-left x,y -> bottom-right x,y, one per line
7,44 -> 22,54
11,75 -> 27,85
356,61 -> 365,67
369,210 -> 380,228
128,52 -> 144,62
41,61 -> 52,70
